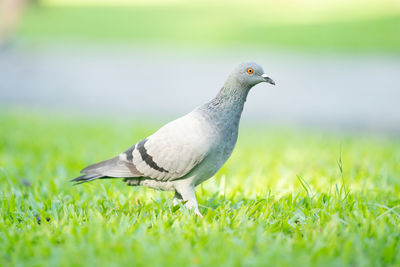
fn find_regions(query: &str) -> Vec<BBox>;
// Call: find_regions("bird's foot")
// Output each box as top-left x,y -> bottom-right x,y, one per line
173,196 -> 203,217
195,210 -> 203,218
185,202 -> 203,218
173,198 -> 181,206
174,186 -> 202,217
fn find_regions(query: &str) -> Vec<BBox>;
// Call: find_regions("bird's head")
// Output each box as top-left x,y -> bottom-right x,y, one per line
228,62 -> 275,89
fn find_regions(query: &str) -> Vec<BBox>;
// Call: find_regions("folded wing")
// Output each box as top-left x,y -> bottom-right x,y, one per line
74,112 -> 212,183
129,113 -> 211,181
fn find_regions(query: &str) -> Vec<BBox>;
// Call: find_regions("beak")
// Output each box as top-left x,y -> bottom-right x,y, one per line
261,74 -> 275,85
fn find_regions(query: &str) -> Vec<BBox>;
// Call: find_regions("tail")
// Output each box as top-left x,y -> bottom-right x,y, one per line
70,156 -> 119,185
71,155 -> 140,185
70,173 -> 106,185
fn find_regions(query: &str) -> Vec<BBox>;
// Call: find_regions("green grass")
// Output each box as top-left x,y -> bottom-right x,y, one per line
1,111 -> 400,266
19,3 -> 400,52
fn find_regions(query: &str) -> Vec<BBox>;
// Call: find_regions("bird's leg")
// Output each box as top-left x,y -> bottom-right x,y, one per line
174,184 -> 203,218
173,191 -> 183,206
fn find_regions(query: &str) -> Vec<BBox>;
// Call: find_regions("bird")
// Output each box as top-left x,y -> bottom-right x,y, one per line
71,62 -> 275,217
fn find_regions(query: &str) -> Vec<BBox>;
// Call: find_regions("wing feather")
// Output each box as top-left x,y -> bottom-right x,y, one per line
130,112 -> 212,181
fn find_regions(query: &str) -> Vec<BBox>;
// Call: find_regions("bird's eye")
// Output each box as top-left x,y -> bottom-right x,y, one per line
247,68 -> 254,74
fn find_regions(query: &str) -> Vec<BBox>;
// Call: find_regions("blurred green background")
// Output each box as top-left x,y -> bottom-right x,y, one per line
1,1 -> 400,267
17,0 -> 400,52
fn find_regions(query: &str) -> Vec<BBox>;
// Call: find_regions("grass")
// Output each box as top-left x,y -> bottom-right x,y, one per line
18,2 -> 400,52
1,111 -> 400,266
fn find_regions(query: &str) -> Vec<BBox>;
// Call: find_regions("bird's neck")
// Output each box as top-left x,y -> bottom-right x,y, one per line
200,84 -> 251,124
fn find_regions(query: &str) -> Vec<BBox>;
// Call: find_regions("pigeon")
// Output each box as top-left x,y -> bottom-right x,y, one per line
71,62 -> 275,217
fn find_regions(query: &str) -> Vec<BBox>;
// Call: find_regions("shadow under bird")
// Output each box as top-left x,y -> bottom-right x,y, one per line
71,62 -> 275,217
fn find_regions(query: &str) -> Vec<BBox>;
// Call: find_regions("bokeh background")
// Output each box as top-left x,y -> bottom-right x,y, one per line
1,0 -> 400,132
2,1 -> 400,266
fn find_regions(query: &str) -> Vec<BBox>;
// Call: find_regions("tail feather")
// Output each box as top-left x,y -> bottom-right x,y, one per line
81,156 -> 119,173
71,155 -> 141,185
70,173 -> 105,185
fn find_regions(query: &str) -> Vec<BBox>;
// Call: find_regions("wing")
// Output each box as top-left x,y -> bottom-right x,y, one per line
75,111 -> 213,183
123,112 -> 213,181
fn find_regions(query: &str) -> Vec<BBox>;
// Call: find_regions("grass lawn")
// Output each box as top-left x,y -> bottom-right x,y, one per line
0,111 -> 399,266
19,2 -> 400,52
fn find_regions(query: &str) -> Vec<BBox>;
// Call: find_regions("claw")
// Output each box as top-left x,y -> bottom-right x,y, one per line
195,210 -> 203,218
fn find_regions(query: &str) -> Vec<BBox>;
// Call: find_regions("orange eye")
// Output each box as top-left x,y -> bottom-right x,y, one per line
247,68 -> 254,74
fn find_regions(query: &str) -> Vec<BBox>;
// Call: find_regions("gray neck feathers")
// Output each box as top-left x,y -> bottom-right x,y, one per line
199,77 -> 251,128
